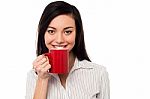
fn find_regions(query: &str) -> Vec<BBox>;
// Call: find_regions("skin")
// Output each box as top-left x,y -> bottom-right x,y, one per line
33,14 -> 76,99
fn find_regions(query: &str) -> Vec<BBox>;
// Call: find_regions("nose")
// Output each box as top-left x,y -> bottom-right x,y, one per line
55,33 -> 65,44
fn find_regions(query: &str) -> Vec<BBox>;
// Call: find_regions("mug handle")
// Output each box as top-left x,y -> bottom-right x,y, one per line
44,53 -> 51,57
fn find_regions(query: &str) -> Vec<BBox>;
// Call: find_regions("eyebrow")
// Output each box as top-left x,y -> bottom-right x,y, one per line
48,26 -> 74,30
64,27 -> 74,30
48,26 -> 56,29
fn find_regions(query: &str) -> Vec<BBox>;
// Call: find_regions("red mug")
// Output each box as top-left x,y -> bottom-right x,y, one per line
45,49 -> 69,74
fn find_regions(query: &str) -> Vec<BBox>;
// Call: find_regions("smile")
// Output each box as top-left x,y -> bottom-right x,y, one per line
52,45 -> 67,49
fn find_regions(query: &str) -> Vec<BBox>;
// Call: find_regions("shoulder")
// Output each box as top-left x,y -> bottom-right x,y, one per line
78,59 -> 109,78
79,60 -> 109,86
79,59 -> 107,72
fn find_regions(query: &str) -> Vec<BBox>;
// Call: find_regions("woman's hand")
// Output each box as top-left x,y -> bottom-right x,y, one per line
33,55 -> 51,79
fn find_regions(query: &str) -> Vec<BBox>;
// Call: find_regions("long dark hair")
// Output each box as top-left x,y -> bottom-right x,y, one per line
36,1 -> 91,61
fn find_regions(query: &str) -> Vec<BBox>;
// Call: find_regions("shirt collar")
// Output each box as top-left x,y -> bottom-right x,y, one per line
70,58 -> 93,73
48,58 -> 93,81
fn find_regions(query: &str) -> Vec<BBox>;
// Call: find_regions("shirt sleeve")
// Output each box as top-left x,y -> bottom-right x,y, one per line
25,69 -> 37,99
99,68 -> 110,99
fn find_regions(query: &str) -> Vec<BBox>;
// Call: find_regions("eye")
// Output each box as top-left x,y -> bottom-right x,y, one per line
64,30 -> 72,35
47,30 -> 55,35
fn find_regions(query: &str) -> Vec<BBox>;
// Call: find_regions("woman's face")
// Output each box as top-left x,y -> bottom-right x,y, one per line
44,14 -> 76,52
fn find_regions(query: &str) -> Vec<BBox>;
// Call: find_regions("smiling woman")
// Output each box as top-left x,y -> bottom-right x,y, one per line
44,15 -> 76,52
25,1 -> 110,99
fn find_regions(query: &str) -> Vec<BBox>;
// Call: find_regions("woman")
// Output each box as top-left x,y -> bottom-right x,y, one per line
26,1 -> 110,99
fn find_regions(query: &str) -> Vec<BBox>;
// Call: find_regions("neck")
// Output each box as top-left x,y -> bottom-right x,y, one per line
69,52 -> 75,71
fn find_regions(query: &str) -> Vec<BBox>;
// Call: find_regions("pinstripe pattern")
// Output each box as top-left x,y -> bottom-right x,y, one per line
25,58 -> 110,99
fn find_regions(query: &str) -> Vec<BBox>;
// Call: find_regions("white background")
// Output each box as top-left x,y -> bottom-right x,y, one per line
0,0 -> 150,99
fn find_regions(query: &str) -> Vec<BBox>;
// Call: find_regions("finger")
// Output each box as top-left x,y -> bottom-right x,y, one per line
41,61 -> 49,68
35,66 -> 42,74
32,55 -> 44,67
39,57 -> 47,65
33,61 -> 40,69
41,64 -> 51,73
33,57 -> 47,68
33,55 -> 44,65
45,56 -> 49,61
35,63 -> 51,74
36,55 -> 45,62
35,59 -> 49,71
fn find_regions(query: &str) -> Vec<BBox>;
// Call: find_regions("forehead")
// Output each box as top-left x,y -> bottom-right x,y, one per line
49,14 -> 75,27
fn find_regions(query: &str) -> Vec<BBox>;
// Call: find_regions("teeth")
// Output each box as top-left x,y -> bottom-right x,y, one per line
54,46 -> 65,49
56,46 -> 64,49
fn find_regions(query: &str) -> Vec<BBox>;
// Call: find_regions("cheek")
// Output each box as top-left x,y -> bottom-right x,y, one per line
44,34 -> 54,50
67,35 -> 76,50
67,34 -> 76,44
44,33 -> 53,44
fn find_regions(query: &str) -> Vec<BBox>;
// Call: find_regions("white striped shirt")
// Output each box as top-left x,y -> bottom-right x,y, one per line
25,58 -> 110,99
